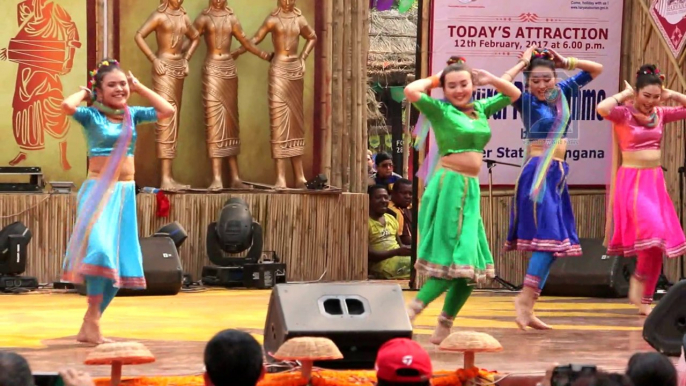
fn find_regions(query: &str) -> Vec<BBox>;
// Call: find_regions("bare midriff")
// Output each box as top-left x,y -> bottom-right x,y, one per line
621,149 -> 661,168
88,156 -> 135,181
440,152 -> 482,177
528,139 -> 567,161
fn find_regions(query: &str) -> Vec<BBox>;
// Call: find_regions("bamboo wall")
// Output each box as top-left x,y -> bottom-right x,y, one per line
320,0 -> 370,193
1,193 -> 368,284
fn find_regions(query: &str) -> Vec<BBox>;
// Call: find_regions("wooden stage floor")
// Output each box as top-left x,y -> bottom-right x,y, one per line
1,286 -> 654,380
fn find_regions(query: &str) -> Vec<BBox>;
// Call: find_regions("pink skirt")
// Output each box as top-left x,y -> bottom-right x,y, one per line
607,166 -> 686,258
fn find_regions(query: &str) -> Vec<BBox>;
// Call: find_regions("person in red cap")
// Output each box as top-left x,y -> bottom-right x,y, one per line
375,338 -> 432,386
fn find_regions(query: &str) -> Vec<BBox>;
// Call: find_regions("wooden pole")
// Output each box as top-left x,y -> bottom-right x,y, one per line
351,0 -> 361,193
342,0 -> 353,191
321,0 -> 333,181
331,0 -> 344,188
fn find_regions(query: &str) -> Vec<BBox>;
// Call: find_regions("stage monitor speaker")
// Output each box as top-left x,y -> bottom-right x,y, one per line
643,279 -> 686,356
77,236 -> 183,296
541,238 -> 636,298
263,282 -> 413,370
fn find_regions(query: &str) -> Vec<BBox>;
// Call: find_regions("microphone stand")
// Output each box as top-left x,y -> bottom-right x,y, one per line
485,158 -> 522,291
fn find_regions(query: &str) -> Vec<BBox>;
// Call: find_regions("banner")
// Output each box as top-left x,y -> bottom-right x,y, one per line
650,0 -> 686,58
429,0 -> 624,186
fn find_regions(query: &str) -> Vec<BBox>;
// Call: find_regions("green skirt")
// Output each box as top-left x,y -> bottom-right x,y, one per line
416,168 -> 495,283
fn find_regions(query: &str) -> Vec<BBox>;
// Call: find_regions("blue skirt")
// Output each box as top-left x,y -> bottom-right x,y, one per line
63,180 -> 146,289
504,157 -> 582,257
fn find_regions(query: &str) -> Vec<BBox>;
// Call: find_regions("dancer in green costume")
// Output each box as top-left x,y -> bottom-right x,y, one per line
404,57 -> 521,344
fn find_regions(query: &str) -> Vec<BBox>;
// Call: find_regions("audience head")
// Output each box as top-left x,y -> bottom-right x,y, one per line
0,352 -> 33,386
203,329 -> 265,386
375,338 -> 432,386
391,179 -> 412,209
375,153 -> 394,179
633,64 -> 664,115
626,351 -> 677,386
368,184 -> 390,216
439,56 -> 474,109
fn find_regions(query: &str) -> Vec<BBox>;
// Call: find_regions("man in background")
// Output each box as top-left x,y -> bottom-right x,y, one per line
368,185 -> 411,279
369,152 -> 402,189
387,178 -> 413,246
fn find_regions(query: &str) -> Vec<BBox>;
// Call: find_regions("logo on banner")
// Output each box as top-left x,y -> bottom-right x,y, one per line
650,0 -> 686,58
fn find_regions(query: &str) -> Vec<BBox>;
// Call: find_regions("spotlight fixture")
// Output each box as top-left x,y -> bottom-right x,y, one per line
0,221 -> 38,291
202,198 -> 286,289
154,221 -> 187,250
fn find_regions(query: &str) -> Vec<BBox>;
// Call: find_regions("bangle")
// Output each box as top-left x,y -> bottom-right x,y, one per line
519,58 -> 530,68
612,96 -> 620,105
566,57 -> 578,70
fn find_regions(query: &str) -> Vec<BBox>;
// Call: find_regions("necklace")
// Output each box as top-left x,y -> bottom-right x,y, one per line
277,14 -> 299,50
93,101 -> 125,116
208,11 -> 228,48
164,12 -> 184,49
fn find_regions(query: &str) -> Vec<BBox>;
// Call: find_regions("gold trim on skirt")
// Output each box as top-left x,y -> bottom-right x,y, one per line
268,59 -> 305,159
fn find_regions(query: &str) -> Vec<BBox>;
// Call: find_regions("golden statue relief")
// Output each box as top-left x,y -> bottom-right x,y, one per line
190,0 -> 272,191
236,0 -> 316,189
134,0 -> 199,191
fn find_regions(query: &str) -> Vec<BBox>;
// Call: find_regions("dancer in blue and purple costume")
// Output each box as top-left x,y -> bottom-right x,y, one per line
60,58 -> 175,344
501,47 -> 603,330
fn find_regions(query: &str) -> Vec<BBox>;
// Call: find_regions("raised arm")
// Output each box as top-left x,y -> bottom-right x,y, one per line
549,48 -> 603,78
484,71 -> 521,102
61,88 -> 90,115
403,72 -> 440,103
231,16 -> 272,61
182,16 -> 201,62
597,81 -> 633,118
128,72 -> 175,120
663,88 -> 686,107
502,45 -> 536,82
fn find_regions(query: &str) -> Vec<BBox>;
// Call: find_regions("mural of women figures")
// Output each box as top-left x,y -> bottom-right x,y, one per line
190,0 -> 272,190
236,0 -> 316,189
134,0 -> 199,191
0,0 -> 81,170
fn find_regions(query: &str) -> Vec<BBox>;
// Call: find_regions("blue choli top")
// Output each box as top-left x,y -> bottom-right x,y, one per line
72,106 -> 158,157
513,71 -> 593,140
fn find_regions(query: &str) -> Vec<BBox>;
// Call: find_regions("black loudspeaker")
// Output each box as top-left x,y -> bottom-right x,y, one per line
263,283 -> 413,369
541,238 -> 636,298
643,280 -> 686,356
77,236 -> 183,296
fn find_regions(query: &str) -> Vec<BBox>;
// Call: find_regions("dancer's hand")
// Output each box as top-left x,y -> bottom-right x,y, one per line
59,368 -> 95,386
548,48 -> 567,69
621,80 -> 634,99
127,71 -> 140,93
153,58 -> 166,76
661,87 -> 673,101
0,48 -> 6,61
521,45 -> 536,62
472,68 -> 495,86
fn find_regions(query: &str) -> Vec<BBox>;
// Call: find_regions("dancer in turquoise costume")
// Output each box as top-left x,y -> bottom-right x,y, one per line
404,57 -> 521,344
61,58 -> 175,344
501,47 -> 603,330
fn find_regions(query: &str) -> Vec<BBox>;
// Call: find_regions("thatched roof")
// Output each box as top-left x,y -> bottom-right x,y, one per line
367,83 -> 387,133
368,8 -> 417,86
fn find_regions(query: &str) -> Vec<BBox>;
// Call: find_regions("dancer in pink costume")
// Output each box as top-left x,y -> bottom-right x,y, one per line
597,64 -> 686,316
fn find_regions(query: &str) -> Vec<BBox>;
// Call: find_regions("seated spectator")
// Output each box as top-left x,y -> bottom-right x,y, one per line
0,352 -> 33,386
626,352 -> 677,386
375,338 -> 432,386
204,329 -> 265,386
369,152 -> 402,189
368,185 -> 411,279
387,178 -> 413,246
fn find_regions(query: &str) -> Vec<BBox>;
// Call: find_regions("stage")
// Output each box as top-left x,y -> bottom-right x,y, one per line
1,286 -> 654,385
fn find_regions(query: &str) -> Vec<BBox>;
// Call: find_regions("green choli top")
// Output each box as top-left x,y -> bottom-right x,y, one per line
412,93 -> 512,156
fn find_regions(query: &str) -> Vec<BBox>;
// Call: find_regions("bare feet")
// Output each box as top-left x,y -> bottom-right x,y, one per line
160,177 -> 190,192
208,178 -> 223,191
628,276 -> 643,306
638,304 -> 652,316
528,314 -> 553,330
514,294 -> 534,330
406,299 -> 424,323
274,176 -> 288,189
294,177 -> 308,190
9,151 -> 27,166
76,319 -> 113,345
429,324 -> 452,345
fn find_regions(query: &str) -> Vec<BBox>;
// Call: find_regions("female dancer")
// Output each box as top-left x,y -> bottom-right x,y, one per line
61,59 -> 175,344
404,57 -> 521,344
502,47 -> 603,330
597,65 -> 686,315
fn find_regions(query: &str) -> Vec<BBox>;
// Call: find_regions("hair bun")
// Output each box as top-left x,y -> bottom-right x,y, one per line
447,56 -> 466,65
636,64 -> 660,78
531,48 -> 553,61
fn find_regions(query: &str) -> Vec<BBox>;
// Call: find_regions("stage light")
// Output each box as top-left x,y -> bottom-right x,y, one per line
202,198 -> 286,288
154,221 -> 187,250
0,221 -> 38,292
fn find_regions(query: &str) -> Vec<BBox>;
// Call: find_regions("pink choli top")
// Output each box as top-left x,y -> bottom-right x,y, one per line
605,105 -> 686,151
